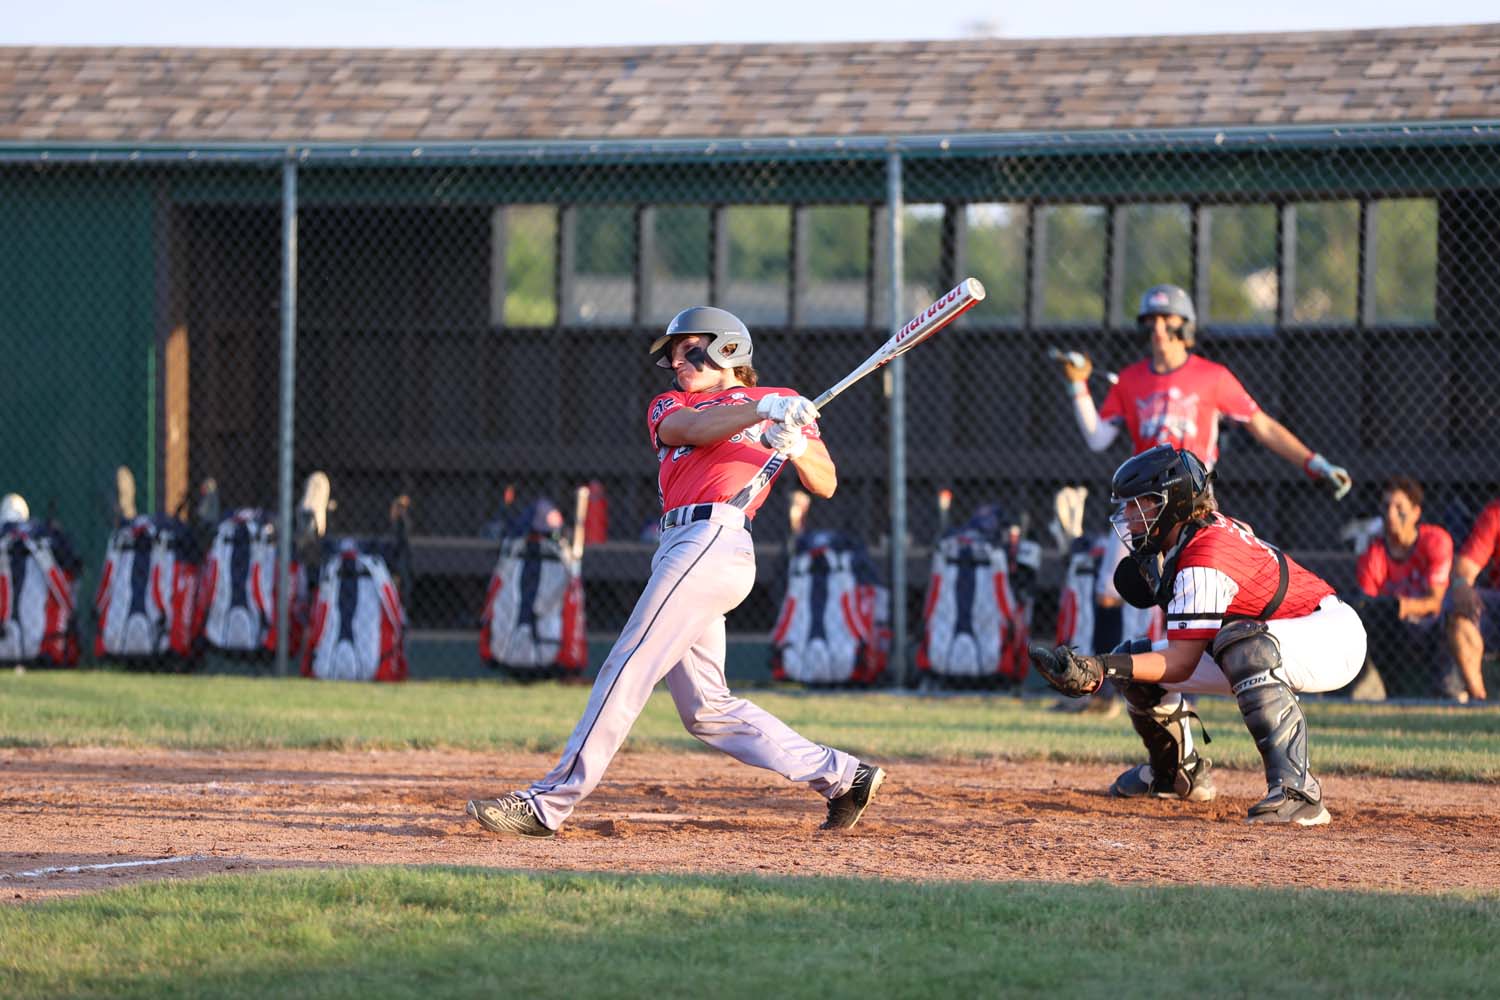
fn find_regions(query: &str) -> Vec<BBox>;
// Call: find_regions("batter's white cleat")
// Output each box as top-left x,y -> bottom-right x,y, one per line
466,795 -> 555,839
821,764 -> 885,830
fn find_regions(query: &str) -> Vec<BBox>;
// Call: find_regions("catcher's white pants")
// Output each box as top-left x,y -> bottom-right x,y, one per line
1158,595 -> 1367,696
519,504 -> 858,831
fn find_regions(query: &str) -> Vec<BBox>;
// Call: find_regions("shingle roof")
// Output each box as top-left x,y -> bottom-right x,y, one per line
3,23 -> 1499,143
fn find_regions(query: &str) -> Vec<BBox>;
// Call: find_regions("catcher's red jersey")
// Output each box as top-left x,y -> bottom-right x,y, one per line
648,385 -> 819,518
1166,513 -> 1334,641
1099,355 -> 1259,467
1357,524 -> 1453,601
1457,499 -> 1500,588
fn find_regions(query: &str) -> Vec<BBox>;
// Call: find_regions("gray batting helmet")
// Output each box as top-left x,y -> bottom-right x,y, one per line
1137,284 -> 1197,347
650,306 -> 753,370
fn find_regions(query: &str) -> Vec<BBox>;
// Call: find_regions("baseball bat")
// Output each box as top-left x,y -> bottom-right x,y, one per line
571,484 -> 589,564
936,488 -> 953,540
732,279 -> 986,508
1047,347 -> 1118,385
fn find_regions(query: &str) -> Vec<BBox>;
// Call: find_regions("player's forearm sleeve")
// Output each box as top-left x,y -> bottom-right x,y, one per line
1072,390 -> 1119,452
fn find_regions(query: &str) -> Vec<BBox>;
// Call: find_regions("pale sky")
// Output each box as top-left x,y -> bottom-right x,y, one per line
8,0 -> 1497,48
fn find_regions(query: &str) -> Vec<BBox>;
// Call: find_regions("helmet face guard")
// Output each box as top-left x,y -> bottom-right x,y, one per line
1108,444 -> 1210,557
650,306 -> 752,370
1110,491 -> 1170,556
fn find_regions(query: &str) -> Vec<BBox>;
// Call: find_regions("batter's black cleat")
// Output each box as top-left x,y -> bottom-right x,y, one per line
1109,755 -> 1217,802
821,764 -> 885,830
1246,785 -> 1330,827
466,795 -> 555,839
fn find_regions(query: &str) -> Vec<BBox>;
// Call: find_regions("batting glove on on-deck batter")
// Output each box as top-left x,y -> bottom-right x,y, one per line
1305,453 -> 1352,501
762,420 -> 808,459
756,393 -> 820,429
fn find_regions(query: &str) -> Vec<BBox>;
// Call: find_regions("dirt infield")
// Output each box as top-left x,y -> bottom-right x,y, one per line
3,747 -> 1498,903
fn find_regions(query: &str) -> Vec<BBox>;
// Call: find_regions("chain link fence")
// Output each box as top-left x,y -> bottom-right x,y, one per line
5,124 -> 1499,697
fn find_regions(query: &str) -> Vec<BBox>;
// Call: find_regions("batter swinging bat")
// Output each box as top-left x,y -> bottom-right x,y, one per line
734,278 -> 986,508
1047,347 -> 1118,385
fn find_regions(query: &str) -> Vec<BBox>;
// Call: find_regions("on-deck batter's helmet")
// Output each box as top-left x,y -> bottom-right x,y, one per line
1137,284 -> 1197,348
650,306 -> 753,369
1108,444 -> 1212,557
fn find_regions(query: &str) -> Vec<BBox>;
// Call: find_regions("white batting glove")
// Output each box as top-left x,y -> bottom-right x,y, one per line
1306,453 -> 1352,501
756,394 -> 820,429
763,420 -> 808,460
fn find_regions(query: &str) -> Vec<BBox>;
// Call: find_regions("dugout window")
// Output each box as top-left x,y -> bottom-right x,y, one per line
1201,204 -> 1278,327
1370,199 -> 1437,325
1113,204 -> 1192,327
642,204 -> 710,326
963,203 -> 1026,325
492,205 -> 558,327
1038,204 -> 1105,325
565,204 -> 635,325
797,205 -> 870,326
717,205 -> 790,327
871,202 -> 949,329
1287,201 -> 1359,325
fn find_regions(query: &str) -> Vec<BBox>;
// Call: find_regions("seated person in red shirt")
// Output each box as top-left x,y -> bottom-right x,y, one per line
1446,498 -> 1500,702
1350,476 -> 1456,699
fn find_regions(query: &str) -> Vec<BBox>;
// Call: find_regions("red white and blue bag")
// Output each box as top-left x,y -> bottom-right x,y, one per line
94,515 -> 199,663
195,508 -> 303,655
479,499 -> 587,676
770,530 -> 889,686
301,539 -> 407,682
0,518 -> 82,667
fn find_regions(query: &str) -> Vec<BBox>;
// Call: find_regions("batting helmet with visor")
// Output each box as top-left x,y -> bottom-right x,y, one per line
650,306 -> 753,369
1109,444 -> 1212,557
1137,284 -> 1197,348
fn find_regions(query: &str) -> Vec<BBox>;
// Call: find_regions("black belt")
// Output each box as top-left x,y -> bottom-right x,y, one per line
659,504 -> 749,533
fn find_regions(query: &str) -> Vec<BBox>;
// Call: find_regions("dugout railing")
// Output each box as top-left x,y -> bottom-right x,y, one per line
4,123 -> 1499,695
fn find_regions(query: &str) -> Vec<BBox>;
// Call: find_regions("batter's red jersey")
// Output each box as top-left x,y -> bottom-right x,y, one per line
1457,499 -> 1500,589
1357,524 -> 1453,601
1165,512 -> 1335,641
647,385 -> 820,519
1098,355 -> 1260,468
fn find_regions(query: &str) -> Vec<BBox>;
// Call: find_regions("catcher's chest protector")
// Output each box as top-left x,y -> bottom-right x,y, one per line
0,522 -> 80,667
918,532 -> 1021,678
771,542 -> 889,685
198,509 -> 298,654
302,548 -> 407,682
479,535 -> 587,672
94,516 -> 197,662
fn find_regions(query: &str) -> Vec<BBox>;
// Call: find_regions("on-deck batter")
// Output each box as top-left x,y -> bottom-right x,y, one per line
467,306 -> 885,838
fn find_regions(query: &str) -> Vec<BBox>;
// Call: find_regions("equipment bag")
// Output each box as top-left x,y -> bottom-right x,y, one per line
195,508 -> 302,655
94,515 -> 199,662
0,519 -> 82,667
771,531 -> 889,686
301,540 -> 408,682
917,528 -> 1022,680
479,533 -> 587,675
1055,532 -> 1165,653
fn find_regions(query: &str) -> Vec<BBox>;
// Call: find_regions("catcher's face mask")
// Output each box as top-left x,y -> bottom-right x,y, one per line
1110,491 -> 1168,554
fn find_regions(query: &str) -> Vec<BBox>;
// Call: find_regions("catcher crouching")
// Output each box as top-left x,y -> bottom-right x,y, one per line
1030,445 -> 1367,826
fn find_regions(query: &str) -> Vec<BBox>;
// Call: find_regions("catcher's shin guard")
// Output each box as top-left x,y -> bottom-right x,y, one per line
1110,640 -> 1215,802
1212,620 -> 1328,825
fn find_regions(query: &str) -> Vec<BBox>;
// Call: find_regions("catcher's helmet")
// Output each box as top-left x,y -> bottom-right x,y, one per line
1137,284 -> 1197,348
1109,444 -> 1212,557
650,306 -> 753,370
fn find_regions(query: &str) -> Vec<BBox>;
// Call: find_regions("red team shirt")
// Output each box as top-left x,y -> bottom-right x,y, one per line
1356,524 -> 1453,605
1457,499 -> 1500,589
1165,512 -> 1335,641
647,385 -> 819,519
1099,355 -> 1260,468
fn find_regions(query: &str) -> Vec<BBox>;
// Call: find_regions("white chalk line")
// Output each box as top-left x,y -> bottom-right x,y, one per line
2,854 -> 213,879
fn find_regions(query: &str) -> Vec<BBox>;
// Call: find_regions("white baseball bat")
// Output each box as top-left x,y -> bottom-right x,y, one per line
732,279 -> 985,509
571,485 -> 589,564
1046,347 -> 1118,385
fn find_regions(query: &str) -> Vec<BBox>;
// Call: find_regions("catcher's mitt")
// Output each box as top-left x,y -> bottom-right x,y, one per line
1028,643 -> 1106,698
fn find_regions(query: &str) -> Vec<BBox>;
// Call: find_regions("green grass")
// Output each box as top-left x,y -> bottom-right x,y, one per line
3,867 -> 1498,999
2,671 -> 1498,781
